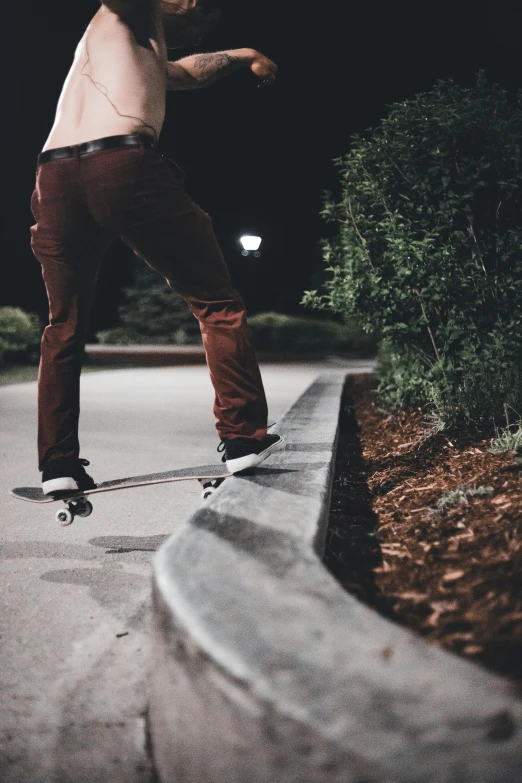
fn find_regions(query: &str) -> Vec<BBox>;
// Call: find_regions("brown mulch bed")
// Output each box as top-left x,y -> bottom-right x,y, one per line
325,373 -> 522,685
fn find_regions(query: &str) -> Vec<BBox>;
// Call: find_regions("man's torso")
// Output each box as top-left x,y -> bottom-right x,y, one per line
42,5 -> 168,151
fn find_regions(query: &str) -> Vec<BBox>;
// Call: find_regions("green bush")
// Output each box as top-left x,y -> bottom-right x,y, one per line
247,311 -> 375,354
376,339 -> 433,409
96,259 -> 201,345
0,307 -> 42,366
302,71 -> 522,428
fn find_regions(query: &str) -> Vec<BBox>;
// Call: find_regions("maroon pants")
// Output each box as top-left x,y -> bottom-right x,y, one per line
30,133 -> 268,470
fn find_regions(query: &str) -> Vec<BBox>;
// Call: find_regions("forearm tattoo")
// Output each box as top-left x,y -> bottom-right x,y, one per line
192,53 -> 240,83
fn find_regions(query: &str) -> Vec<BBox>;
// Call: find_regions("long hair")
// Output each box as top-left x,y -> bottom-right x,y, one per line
159,0 -> 221,45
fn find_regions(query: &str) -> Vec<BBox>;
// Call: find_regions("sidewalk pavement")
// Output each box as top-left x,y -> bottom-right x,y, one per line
0,360 -> 372,783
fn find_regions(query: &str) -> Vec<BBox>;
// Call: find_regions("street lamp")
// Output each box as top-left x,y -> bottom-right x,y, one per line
240,235 -> 262,257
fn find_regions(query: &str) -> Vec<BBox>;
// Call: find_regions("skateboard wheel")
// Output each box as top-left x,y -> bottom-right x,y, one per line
56,508 -> 73,526
75,500 -> 93,518
202,487 -> 214,500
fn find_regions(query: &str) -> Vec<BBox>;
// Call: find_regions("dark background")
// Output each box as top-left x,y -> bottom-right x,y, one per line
4,2 -> 522,339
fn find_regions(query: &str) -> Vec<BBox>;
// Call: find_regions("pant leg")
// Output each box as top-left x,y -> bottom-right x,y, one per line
30,158 -> 114,470
85,148 -> 268,441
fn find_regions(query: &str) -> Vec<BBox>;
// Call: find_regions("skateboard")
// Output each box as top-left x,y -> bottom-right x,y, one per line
10,464 -> 233,526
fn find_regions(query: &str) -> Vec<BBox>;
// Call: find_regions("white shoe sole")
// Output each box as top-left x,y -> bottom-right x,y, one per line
226,435 -> 286,474
42,477 -> 80,496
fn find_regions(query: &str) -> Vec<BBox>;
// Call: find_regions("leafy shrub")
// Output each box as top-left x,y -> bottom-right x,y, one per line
302,72 -> 522,427
0,307 -> 42,366
96,259 -> 201,345
376,339 -> 433,409
247,311 -> 376,354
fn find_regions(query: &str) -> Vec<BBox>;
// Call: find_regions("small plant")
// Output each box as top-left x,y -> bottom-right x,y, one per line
488,419 -> 522,454
414,408 -> 448,444
426,484 -> 494,519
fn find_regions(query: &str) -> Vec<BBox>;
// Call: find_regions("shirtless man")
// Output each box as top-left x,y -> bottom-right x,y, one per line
31,0 -> 284,496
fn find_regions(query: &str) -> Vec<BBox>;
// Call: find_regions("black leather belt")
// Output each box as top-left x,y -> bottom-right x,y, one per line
38,133 -> 157,165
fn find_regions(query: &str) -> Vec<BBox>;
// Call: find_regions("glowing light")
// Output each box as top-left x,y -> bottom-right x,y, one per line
239,235 -> 262,251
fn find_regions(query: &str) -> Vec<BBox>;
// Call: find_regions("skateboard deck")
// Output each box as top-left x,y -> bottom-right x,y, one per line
11,464 -> 234,525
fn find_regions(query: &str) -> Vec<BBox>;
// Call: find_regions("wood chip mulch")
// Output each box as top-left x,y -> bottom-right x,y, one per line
325,373 -> 522,686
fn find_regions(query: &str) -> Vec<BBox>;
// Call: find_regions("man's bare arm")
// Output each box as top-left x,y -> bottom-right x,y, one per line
167,49 -> 277,90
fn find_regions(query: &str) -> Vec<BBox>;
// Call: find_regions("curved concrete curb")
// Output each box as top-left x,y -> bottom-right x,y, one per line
149,370 -> 522,783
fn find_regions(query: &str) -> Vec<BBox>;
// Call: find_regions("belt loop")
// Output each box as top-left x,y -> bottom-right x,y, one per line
139,133 -> 156,152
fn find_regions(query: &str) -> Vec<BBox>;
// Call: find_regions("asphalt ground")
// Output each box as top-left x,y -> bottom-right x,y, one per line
0,360 -> 373,783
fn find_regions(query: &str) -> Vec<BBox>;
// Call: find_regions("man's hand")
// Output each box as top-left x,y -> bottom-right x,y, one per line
250,51 -> 278,88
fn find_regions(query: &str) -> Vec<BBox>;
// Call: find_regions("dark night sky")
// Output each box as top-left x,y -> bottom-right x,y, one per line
4,2 -> 522,339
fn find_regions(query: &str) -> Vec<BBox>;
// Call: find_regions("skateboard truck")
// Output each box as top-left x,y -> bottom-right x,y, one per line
56,497 -> 93,527
199,476 -> 227,501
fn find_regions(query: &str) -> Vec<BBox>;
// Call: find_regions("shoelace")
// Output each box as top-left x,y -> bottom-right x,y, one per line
216,422 -> 277,463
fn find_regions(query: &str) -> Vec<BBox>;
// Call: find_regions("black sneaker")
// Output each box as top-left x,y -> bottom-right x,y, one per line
217,433 -> 285,473
41,458 -> 96,496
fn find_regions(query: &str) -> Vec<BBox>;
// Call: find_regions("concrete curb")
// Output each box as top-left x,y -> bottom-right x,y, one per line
149,370 -> 522,783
